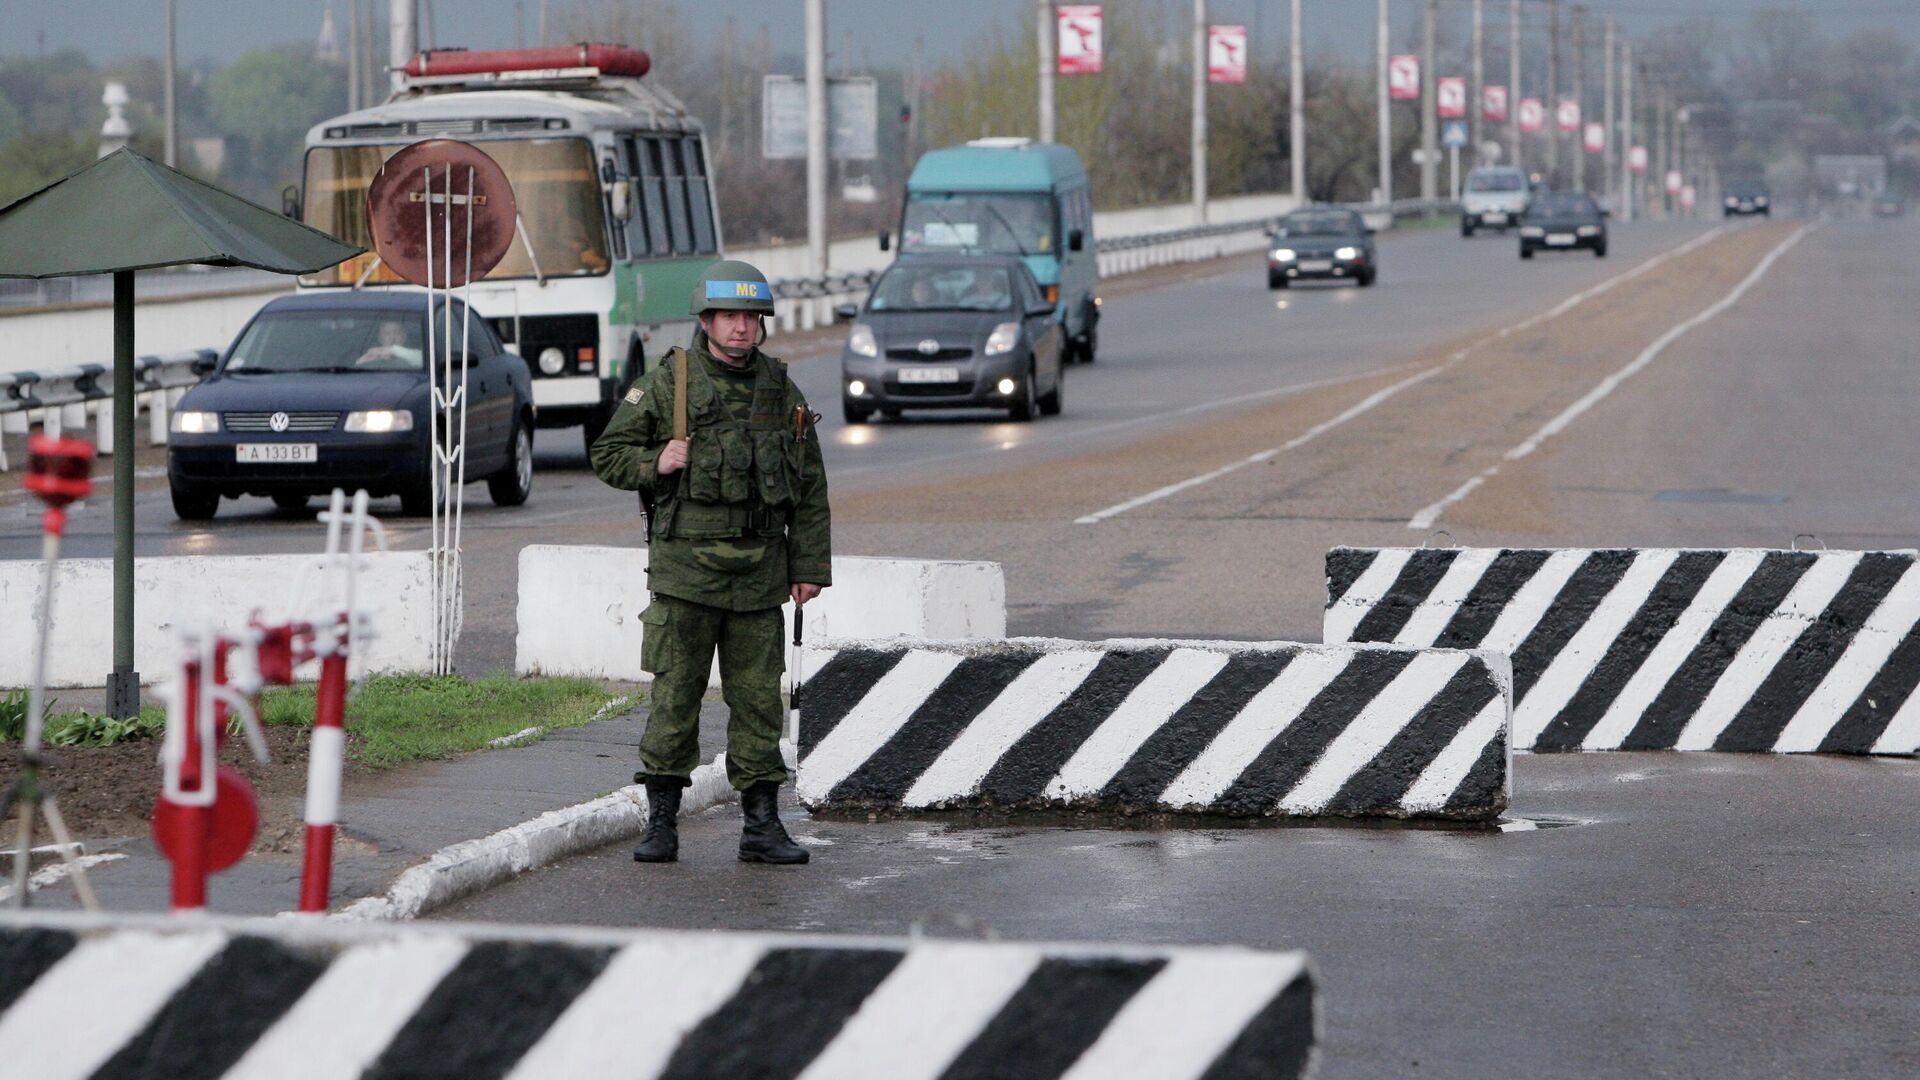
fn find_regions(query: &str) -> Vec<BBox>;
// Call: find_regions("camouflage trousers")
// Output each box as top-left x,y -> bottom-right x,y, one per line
638,592 -> 789,791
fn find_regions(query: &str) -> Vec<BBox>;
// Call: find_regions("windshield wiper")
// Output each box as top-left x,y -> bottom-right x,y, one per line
979,202 -> 1033,257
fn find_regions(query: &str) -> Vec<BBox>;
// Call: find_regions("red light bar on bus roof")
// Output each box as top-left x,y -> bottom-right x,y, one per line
404,44 -> 651,79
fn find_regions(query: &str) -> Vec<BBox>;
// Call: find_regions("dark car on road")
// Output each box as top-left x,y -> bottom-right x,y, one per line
838,255 -> 1065,424
1723,179 -> 1772,217
1873,194 -> 1906,218
166,292 -> 534,520
1267,207 -> 1377,288
1518,192 -> 1609,259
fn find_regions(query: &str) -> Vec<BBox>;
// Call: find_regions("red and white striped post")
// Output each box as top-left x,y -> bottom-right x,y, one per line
298,615 -> 349,913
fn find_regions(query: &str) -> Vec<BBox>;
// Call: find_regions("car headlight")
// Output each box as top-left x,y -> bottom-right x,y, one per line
536,346 -> 567,376
1520,226 -> 1545,237
984,322 -> 1020,356
1754,196 -> 1768,206
1725,197 -> 1740,206
170,410 -> 219,434
847,379 -> 868,398
344,410 -> 414,433
847,322 -> 878,358
1335,246 -> 1360,260
1577,225 -> 1601,237
1271,248 -> 1297,261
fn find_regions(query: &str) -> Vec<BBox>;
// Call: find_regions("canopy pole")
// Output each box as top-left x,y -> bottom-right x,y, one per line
108,270 -> 139,719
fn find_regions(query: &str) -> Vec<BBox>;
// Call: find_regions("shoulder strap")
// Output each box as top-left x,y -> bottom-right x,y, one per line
672,348 -> 689,441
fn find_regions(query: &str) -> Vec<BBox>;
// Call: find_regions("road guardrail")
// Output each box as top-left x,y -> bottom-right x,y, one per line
0,349 -> 211,470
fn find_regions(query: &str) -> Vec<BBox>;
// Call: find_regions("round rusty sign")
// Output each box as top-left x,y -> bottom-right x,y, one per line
366,139 -> 518,288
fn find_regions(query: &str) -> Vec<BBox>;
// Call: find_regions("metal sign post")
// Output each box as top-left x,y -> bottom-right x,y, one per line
367,141 -> 516,675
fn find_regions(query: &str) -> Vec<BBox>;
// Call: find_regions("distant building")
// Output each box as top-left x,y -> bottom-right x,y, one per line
1888,116 -> 1920,166
317,3 -> 342,65
1812,155 -> 1887,197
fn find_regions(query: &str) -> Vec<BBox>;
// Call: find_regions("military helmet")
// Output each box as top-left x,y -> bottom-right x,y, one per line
691,259 -> 775,317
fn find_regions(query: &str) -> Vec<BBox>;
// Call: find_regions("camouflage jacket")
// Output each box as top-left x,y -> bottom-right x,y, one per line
589,334 -> 832,611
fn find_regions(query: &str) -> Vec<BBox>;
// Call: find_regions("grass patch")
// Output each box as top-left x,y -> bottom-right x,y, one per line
2,675 -> 621,764
258,673 -> 620,768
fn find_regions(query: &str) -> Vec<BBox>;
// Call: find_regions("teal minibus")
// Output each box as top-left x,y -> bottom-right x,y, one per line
887,138 -> 1100,362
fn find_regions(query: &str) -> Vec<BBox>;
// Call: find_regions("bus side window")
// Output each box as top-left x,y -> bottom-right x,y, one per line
621,134 -> 655,257
658,136 -> 693,254
684,136 -> 717,254
637,135 -> 673,257
604,153 -> 629,262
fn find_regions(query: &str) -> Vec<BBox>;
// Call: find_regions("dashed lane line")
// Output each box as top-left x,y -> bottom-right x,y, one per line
1074,224 -> 1733,526
1406,223 -> 1810,531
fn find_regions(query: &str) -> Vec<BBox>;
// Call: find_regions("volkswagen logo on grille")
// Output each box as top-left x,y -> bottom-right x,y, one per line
269,411 -> 291,433
916,339 -> 940,355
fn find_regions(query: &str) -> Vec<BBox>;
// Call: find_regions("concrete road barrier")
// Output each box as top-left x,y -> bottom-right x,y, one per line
795,638 -> 1511,821
1326,547 -> 1920,754
515,546 -> 1005,682
0,552 -> 432,688
0,912 -> 1317,1080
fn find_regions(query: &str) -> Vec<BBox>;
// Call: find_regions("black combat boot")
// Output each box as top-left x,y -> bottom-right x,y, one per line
633,777 -> 684,863
738,781 -> 810,864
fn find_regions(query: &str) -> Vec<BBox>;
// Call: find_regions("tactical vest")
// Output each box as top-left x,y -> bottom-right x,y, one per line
657,347 -> 806,541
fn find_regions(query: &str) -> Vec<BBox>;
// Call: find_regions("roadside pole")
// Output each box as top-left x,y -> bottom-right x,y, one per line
347,0 -> 360,112
805,0 -> 828,277
1471,0 -> 1483,163
389,0 -> 416,96
1545,0 -> 1558,181
1620,42 -> 1634,221
1192,0 -> 1208,222
1377,0 -> 1391,203
1420,0 -> 1437,201
1602,16 -> 1616,208
1508,0 -> 1521,169
110,271 -> 137,718
1037,0 -> 1056,143
1571,5 -> 1585,193
163,0 -> 177,167
1290,0 -> 1305,204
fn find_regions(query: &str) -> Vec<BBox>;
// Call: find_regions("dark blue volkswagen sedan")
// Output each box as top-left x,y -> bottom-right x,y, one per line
166,292 -> 534,520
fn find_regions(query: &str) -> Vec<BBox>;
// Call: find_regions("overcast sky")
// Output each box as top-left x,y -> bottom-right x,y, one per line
6,1 -> 1916,70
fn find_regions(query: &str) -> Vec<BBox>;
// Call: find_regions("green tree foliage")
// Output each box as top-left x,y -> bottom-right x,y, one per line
0,129 -> 96,205
206,47 -> 345,202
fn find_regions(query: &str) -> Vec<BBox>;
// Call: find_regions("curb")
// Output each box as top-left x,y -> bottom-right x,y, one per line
336,749 -> 739,921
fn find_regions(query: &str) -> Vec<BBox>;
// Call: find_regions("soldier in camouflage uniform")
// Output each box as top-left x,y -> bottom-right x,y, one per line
589,260 -> 830,865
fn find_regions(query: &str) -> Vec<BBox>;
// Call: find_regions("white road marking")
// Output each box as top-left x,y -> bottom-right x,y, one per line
1281,651 -> 1471,812
0,852 -> 124,905
1322,548 -> 1416,643
1392,548 -> 1502,646
1510,550 -> 1681,747
1408,224 -> 1809,529
1774,562 -> 1920,752
1157,649 -> 1353,808
227,936 -> 472,1080
902,651 -> 1106,806
1079,225 -> 1731,525
794,650 -> 967,802
0,930 -> 226,1078
1673,551 -> 1862,750
508,937 -> 765,1080
1400,695 -> 1510,812
1060,951 -> 1310,1080
1045,649 -> 1234,799
797,944 -> 1044,1080
1579,551 -> 1766,750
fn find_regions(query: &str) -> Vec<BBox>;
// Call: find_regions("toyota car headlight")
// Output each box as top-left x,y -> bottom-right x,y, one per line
1271,248 -> 1297,262
847,322 -> 878,358
170,410 -> 219,434
344,410 -> 414,433
1335,246 -> 1360,260
984,322 -> 1021,356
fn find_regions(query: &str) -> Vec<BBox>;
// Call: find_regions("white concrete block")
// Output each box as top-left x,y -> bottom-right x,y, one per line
514,545 -> 1006,682
0,552 -> 434,689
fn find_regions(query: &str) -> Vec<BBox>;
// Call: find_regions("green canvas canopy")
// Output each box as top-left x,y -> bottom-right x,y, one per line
0,148 -> 361,716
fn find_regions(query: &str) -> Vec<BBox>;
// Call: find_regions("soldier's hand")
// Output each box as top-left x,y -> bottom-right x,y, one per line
791,583 -> 822,606
657,438 -> 690,475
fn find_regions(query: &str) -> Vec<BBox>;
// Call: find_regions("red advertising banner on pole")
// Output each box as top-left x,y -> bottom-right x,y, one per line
1058,5 -> 1103,75
1665,169 -> 1684,194
1437,77 -> 1466,118
1556,98 -> 1581,132
1389,54 -> 1420,100
1583,122 -> 1606,153
1629,145 -> 1649,173
1207,24 -> 1248,84
1518,97 -> 1545,133
1482,84 -> 1509,123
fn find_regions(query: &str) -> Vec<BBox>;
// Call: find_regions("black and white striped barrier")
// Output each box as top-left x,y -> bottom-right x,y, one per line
0,913 -> 1317,1079
796,638 -> 1511,821
1325,547 -> 1920,755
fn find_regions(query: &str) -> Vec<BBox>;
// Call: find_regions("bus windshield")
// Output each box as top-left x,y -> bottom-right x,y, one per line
301,138 -> 610,285
901,192 -> 1056,256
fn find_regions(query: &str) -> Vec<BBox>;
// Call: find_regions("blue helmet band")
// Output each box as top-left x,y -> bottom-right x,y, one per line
704,280 -> 772,301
